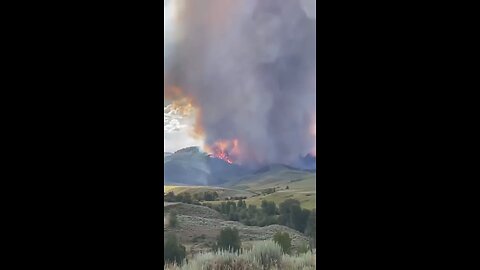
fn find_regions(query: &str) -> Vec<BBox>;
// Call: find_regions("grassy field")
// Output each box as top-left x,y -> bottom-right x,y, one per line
228,167 -> 316,210
207,175 -> 316,210
164,185 -> 255,199
164,166 -> 316,210
246,191 -> 316,210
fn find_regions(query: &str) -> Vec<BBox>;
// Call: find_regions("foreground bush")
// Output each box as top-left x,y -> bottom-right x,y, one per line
244,240 -> 282,269
215,227 -> 241,252
164,233 -> 186,265
169,211 -> 178,228
273,232 -> 291,254
296,243 -> 311,255
164,240 -> 314,270
281,251 -> 315,270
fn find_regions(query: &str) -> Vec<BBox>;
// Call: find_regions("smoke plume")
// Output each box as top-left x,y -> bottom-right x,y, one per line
164,0 -> 316,166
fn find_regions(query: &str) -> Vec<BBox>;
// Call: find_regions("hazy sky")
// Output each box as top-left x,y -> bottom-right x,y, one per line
164,99 -> 203,153
164,0 -> 200,153
163,0 -> 316,161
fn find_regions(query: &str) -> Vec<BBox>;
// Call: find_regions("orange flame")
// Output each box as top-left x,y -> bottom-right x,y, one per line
205,139 -> 240,164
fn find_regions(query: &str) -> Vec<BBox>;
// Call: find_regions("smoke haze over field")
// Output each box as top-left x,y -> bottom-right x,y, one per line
164,0 -> 316,166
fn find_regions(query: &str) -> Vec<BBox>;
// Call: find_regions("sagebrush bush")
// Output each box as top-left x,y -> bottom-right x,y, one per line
165,250 -> 261,270
164,233 -> 186,265
216,227 -> 241,252
245,240 -> 282,269
296,243 -> 310,254
281,251 -> 315,270
272,232 -> 291,254
163,240 -> 315,270
169,211 -> 178,228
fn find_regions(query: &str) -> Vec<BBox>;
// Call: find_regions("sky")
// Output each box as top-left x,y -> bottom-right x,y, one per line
164,99 -> 203,153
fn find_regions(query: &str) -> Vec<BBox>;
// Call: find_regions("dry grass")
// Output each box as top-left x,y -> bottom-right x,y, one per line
164,240 -> 315,270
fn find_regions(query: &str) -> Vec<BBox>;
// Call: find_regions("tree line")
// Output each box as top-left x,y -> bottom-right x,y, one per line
202,198 -> 316,245
163,192 -> 316,247
164,191 -> 219,204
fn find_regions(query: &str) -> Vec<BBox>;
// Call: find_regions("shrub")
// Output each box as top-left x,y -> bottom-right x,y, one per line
273,232 -> 292,254
165,191 -> 175,202
182,192 -> 192,204
203,191 -> 219,201
216,227 -> 241,252
245,240 -> 282,269
261,200 -> 277,215
279,199 -> 310,232
297,243 -> 310,254
164,233 -> 186,266
203,199 -> 311,233
237,199 -> 247,208
281,251 -> 315,270
305,209 -> 316,247
169,250 -> 261,270
258,215 -> 277,227
163,240 -> 315,270
169,211 -> 178,228
261,188 -> 276,195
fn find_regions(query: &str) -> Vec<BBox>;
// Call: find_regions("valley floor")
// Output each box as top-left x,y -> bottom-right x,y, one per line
164,172 -> 316,210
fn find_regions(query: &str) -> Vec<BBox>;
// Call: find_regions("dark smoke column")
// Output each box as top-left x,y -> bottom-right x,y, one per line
165,0 -> 316,167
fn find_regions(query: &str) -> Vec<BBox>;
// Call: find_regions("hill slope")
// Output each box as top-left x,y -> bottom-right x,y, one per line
228,164 -> 313,189
224,165 -> 317,209
164,203 -> 310,256
164,147 -> 251,186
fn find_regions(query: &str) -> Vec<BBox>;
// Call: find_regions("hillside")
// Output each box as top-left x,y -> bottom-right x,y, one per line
226,164 -> 317,209
164,202 -> 225,220
245,174 -> 316,209
164,147 -> 251,186
164,165 -> 316,209
228,164 -> 313,189
164,147 -> 316,187
164,203 -> 311,256
164,147 -> 316,209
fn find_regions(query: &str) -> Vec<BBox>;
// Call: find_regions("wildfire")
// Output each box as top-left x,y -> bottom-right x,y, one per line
205,139 -> 240,164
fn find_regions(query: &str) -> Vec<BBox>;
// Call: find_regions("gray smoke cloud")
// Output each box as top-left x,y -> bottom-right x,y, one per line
165,0 -> 316,166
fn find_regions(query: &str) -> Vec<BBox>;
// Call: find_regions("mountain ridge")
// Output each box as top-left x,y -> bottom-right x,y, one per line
164,147 -> 316,186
